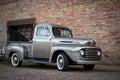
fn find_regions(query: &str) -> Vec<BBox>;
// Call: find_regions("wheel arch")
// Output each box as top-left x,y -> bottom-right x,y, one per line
9,51 -> 15,57
6,46 -> 25,61
7,50 -> 23,61
50,50 -> 72,63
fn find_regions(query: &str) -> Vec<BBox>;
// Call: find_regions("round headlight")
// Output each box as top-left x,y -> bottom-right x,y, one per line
80,50 -> 85,56
97,51 -> 101,56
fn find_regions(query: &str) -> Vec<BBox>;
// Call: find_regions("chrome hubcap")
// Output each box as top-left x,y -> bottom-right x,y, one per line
13,56 -> 18,64
58,58 -> 63,67
11,53 -> 19,66
57,55 -> 64,69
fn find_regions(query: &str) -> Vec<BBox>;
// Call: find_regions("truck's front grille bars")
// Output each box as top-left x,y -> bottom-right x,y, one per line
84,49 -> 99,60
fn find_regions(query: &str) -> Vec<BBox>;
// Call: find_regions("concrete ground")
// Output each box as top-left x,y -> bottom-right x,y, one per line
0,63 -> 120,80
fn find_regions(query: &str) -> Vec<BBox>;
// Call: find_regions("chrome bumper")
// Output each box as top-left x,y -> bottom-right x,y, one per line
77,60 -> 101,64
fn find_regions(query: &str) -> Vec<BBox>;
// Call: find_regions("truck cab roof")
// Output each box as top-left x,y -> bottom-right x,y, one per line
36,24 -> 67,28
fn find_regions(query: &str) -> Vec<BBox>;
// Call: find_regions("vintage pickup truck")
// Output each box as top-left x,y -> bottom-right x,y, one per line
0,24 -> 102,71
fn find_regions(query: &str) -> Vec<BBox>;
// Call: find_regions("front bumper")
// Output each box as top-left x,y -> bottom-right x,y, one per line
77,60 -> 101,64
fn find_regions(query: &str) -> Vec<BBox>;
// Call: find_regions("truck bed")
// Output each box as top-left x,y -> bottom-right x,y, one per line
8,41 -> 32,47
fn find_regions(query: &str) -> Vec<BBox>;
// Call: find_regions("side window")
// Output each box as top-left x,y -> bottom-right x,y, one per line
36,27 -> 50,37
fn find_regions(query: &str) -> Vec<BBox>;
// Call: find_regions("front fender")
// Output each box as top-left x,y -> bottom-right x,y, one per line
6,45 -> 25,61
49,45 -> 74,63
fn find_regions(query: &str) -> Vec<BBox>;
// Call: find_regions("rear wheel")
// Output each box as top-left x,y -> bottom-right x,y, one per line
56,53 -> 69,71
11,53 -> 22,67
83,64 -> 95,70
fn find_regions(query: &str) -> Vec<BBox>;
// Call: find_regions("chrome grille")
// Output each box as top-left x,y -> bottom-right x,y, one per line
84,48 -> 98,60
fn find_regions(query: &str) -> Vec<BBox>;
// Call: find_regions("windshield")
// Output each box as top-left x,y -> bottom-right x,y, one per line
52,27 -> 73,38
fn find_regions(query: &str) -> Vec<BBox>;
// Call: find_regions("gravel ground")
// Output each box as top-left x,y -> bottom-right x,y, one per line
0,63 -> 120,80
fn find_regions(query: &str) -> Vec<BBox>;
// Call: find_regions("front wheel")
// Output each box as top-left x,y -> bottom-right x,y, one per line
83,64 -> 95,70
56,53 -> 69,71
11,53 -> 22,67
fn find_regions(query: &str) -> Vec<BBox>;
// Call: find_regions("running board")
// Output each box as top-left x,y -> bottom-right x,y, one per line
24,58 -> 49,64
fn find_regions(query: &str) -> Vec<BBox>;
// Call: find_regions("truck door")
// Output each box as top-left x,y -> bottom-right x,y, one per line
33,26 -> 51,59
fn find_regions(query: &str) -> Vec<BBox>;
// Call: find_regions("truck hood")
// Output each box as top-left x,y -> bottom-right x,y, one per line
52,38 -> 95,46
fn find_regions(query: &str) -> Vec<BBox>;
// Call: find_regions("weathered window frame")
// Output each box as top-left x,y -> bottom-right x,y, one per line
7,18 -> 36,41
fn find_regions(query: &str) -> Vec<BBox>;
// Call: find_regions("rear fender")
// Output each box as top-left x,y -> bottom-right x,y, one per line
6,45 -> 26,61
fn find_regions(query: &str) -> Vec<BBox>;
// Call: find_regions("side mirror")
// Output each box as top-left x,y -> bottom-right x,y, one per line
29,40 -> 33,43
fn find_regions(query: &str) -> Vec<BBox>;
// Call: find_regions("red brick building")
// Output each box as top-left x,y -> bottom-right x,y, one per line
0,0 -> 120,65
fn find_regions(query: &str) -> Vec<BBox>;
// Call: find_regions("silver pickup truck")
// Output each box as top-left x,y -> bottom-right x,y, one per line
0,24 -> 102,71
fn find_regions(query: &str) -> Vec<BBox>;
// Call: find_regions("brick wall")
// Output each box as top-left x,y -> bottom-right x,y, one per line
0,0 -> 120,65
